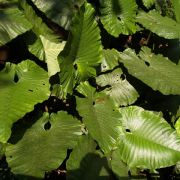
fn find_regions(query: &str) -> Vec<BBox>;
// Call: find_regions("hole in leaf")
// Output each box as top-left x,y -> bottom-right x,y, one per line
44,121 -> 51,131
14,73 -> 19,83
43,83 -> 45,85
74,64 -> 77,70
117,17 -> 121,21
120,74 -> 126,80
126,129 -> 131,133
93,101 -> 95,105
145,61 -> 150,67
28,89 -> 33,92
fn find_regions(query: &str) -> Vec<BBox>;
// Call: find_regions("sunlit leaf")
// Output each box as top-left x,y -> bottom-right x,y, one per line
99,0 -> 137,37
96,68 -> 139,107
58,3 -> 102,96
0,60 -> 50,143
117,106 -> 180,169
76,82 -> 122,153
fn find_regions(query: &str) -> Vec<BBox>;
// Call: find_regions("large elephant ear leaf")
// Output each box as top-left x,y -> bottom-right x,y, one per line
0,5 -> 32,45
0,60 -> 50,143
120,47 -> 180,95
99,0 -> 137,37
58,3 -> 102,96
6,112 -> 82,178
67,135 -> 110,179
96,68 -> 139,107
117,106 -> 180,169
137,10 -> 180,39
76,82 -> 122,154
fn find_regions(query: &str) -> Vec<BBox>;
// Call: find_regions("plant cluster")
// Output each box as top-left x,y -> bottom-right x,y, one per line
0,0 -> 180,179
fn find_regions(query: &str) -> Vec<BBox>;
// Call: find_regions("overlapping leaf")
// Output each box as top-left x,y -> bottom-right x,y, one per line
100,49 -> 119,72
6,112 -> 82,178
0,60 -> 49,143
120,47 -> 180,95
76,82 -> 122,153
96,68 -> 139,107
117,106 -> 180,169
32,0 -> 84,30
99,0 -> 137,37
110,149 -> 129,178
20,0 -> 59,42
58,3 -> 102,96
67,135 -> 110,179
29,36 -> 65,76
0,6 -> 32,45
137,10 -> 180,39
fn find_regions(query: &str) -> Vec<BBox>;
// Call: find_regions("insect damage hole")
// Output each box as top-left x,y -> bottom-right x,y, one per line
125,129 -> 131,133
117,17 -> 121,21
14,73 -> 19,83
120,74 -> 126,80
145,61 -> 150,67
44,121 -> 51,131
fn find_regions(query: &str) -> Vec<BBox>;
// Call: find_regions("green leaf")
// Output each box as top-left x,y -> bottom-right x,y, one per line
101,49 -> 119,72
0,143 -> 5,159
76,82 -> 122,153
29,36 -> 65,77
20,0 -> 59,42
175,161 -> 180,174
175,117 -> 180,135
67,135 -> 110,179
0,60 -> 50,143
110,149 -> 129,179
117,106 -> 180,169
172,0 -> 180,23
120,47 -> 180,95
28,36 -> 45,61
0,7 -> 32,45
99,0 -> 137,37
6,112 -> 82,178
58,3 -> 102,96
137,10 -> 180,39
96,68 -> 139,107
40,36 -> 65,76
142,0 -> 155,9
31,0 -> 84,30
